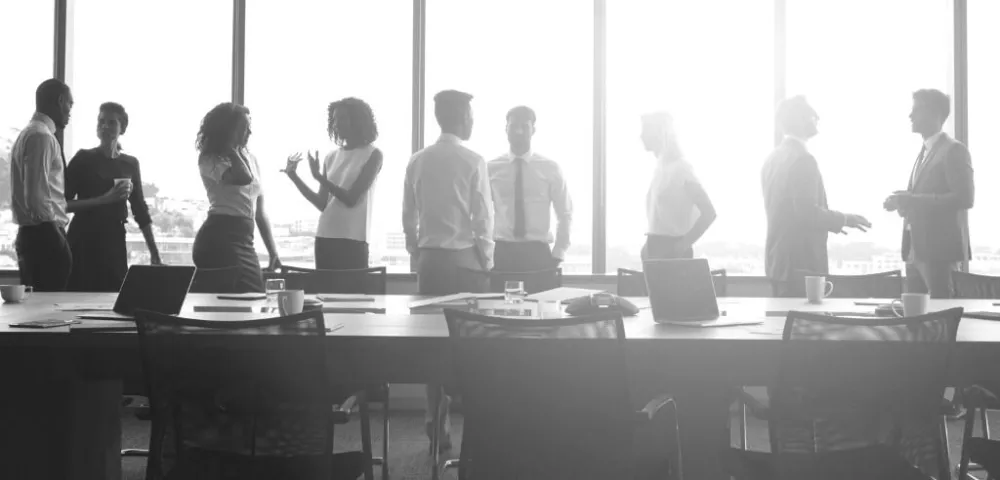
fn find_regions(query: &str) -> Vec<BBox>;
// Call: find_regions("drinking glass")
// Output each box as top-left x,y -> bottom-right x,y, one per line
504,280 -> 526,304
265,278 -> 285,311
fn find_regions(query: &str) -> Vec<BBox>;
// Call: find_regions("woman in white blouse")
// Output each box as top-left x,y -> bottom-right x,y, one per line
192,103 -> 281,292
641,111 -> 717,260
284,97 -> 383,270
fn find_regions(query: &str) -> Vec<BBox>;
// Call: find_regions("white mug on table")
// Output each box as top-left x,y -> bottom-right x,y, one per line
0,285 -> 32,303
277,289 -> 305,316
804,276 -> 834,304
891,293 -> 930,317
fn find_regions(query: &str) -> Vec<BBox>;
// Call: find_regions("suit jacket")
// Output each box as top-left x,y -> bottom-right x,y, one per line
761,137 -> 845,284
900,133 -> 973,263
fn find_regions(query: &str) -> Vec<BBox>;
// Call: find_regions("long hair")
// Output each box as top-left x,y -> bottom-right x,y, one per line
196,102 -> 250,156
327,97 -> 378,148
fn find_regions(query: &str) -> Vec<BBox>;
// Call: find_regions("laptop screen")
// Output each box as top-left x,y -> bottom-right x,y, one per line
113,265 -> 197,315
643,258 -> 720,322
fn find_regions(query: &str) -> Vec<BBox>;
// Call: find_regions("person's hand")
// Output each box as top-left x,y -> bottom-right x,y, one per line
282,153 -> 303,176
307,150 -> 323,180
265,256 -> 282,272
844,213 -> 871,232
889,190 -> 916,209
883,195 -> 900,212
103,183 -> 131,203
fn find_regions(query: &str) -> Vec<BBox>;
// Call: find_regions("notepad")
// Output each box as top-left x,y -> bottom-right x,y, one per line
659,319 -> 764,328
407,293 -> 500,309
964,311 -> 1000,321
55,303 -> 115,312
317,294 -> 375,303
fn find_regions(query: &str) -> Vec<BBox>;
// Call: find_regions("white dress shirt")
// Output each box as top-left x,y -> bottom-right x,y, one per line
646,155 -> 702,237
403,133 -> 495,269
199,149 -> 262,219
487,151 -> 573,259
10,112 -> 69,227
317,145 -> 377,242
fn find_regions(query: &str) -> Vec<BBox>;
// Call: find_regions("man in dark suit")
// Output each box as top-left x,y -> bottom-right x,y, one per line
884,89 -> 973,299
762,96 -> 871,297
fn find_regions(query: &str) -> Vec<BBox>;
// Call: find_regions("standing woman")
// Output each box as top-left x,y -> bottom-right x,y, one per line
284,97 -> 382,270
65,102 -> 162,292
641,111 -> 717,260
193,103 -> 281,293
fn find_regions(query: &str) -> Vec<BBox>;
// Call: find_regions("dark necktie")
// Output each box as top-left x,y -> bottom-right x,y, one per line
513,157 -> 526,239
909,145 -> 927,189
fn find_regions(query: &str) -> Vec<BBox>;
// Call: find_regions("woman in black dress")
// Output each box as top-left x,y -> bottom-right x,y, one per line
192,103 -> 281,293
65,102 -> 162,292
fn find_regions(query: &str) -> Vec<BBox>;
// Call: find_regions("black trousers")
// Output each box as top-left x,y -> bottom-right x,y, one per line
314,237 -> 369,270
642,234 -> 694,260
15,223 -> 72,292
493,241 -> 556,272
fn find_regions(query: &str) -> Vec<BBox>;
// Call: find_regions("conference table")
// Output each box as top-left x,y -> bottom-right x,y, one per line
3,293 -> 1000,480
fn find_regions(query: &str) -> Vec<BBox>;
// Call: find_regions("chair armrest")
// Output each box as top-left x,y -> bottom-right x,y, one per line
735,387 -> 770,419
962,384 -> 1000,409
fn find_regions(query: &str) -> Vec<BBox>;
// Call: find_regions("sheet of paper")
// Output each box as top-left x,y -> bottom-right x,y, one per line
525,287 -> 607,304
55,303 -> 114,312
407,293 -> 500,309
317,294 -> 375,303
659,319 -> 764,328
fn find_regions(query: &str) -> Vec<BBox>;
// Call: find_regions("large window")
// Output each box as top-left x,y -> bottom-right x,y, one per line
605,0 -> 775,274
785,0 -> 954,275
968,0 -> 1000,273
66,0 -> 232,265
0,2 -> 53,268
245,1 -> 412,271
425,0 -> 595,273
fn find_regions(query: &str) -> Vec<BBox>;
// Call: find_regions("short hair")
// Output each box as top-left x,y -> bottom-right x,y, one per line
99,102 -> 129,134
506,105 -> 536,125
327,97 -> 379,148
641,110 -> 675,131
775,95 -> 817,135
434,90 -> 473,129
35,78 -> 70,111
196,102 -> 251,155
913,89 -> 951,121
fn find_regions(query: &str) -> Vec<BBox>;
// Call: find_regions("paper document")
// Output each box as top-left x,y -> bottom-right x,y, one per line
660,319 -> 765,328
526,287 -> 606,304
317,294 -> 375,303
55,303 -> 114,312
407,293 -> 500,309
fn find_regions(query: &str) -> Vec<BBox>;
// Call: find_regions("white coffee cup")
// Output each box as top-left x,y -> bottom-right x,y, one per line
891,293 -> 930,317
804,276 -> 834,304
0,285 -> 33,303
114,177 -> 133,195
278,290 -> 305,316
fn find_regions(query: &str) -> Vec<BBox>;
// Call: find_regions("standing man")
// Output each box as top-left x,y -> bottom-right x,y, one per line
884,89 -> 973,298
762,96 -> 870,297
10,78 -> 74,291
488,106 -> 572,271
402,89 -> 493,450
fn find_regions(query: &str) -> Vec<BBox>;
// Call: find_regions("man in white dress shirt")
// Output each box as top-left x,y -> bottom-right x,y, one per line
10,79 -> 75,291
488,106 -> 572,272
402,89 -> 493,450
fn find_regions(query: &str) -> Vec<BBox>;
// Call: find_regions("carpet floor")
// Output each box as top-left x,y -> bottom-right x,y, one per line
121,406 -> 996,480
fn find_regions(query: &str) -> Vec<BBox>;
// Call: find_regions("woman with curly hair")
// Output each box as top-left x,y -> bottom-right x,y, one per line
193,102 -> 280,293
284,97 -> 382,270
64,102 -> 162,291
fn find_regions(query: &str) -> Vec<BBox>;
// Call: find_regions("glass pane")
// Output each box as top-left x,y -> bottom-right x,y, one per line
786,0 -> 954,275
425,0 -> 594,273
968,0 -> 1000,274
245,0 -> 412,271
0,2 -> 53,269
606,0 -> 775,273
67,0 -> 232,265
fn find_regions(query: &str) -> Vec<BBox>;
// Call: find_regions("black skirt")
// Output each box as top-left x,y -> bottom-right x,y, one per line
66,218 -> 127,292
192,215 -> 265,293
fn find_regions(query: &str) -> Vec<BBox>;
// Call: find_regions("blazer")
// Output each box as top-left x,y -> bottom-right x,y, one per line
900,133 -> 973,263
761,137 -> 846,284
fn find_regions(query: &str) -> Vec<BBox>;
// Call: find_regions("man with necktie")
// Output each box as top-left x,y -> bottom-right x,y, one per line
488,106 -> 572,272
884,89 -> 974,298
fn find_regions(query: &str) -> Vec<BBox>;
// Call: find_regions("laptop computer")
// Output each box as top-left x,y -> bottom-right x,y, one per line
76,265 -> 197,320
643,258 -> 762,327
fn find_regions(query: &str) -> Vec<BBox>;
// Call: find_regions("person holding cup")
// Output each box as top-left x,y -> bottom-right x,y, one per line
64,102 -> 162,292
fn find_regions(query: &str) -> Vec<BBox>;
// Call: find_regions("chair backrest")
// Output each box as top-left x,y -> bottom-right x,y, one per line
266,266 -> 387,294
953,271 -> 1000,299
617,267 -> 727,297
825,270 -> 903,299
457,267 -> 562,294
189,266 -> 241,294
769,308 -> 962,454
135,310 -> 344,471
444,309 -> 635,478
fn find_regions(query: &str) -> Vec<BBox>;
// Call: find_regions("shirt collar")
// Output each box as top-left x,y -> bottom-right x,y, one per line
923,131 -> 945,151
31,112 -> 56,134
437,133 -> 463,145
506,150 -> 533,162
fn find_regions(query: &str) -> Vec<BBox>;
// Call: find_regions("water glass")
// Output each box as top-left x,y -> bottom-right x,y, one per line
504,280 -> 526,304
265,278 -> 285,310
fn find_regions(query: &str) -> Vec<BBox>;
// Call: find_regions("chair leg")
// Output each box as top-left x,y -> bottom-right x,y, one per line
958,408 -> 977,480
983,409 -> 991,439
939,416 -> 953,480
739,402 -> 748,450
382,390 -> 390,480
430,388 -> 442,480
359,399 -> 375,480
